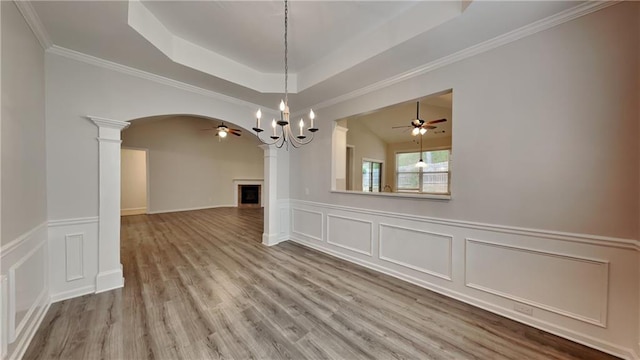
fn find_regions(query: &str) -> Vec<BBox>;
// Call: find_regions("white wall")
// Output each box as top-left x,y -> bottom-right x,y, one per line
289,3 -> 639,358
0,2 -> 49,359
120,148 -> 147,215
122,116 -> 263,213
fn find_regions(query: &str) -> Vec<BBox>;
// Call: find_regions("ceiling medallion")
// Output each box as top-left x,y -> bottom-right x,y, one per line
252,0 -> 318,149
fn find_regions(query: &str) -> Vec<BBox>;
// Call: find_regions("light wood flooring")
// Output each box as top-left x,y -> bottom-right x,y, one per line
25,207 -> 617,359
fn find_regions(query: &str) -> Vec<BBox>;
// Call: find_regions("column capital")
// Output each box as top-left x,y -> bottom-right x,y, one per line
87,116 -> 130,131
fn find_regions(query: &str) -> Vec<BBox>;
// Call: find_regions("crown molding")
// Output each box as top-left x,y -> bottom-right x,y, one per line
13,0 -> 52,50
311,0 -> 621,112
46,45 -> 277,113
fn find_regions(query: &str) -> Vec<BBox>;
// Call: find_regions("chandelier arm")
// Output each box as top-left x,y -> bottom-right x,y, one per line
282,125 -> 315,147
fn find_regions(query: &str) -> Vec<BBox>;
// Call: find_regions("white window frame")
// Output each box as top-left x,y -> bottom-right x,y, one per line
395,147 -> 451,195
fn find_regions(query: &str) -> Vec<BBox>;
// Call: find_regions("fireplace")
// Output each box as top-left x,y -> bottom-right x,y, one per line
238,184 -> 261,208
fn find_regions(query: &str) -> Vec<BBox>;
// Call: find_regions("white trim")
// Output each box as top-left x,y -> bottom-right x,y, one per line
146,204 -> 236,215
378,223 -> 453,281
64,234 -> 85,282
331,190 -> 451,201
6,296 -> 50,360
311,1 -> 620,112
291,199 -> 639,251
1,276 -> 7,359
47,46 -> 276,112
50,285 -> 96,303
87,116 -> 130,130
95,268 -> 124,294
465,238 -> 609,327
97,138 -> 123,144
8,240 -> 47,342
291,208 -> 324,242
287,237 -> 637,360
13,0 -> 52,50
48,217 -> 99,227
0,221 -> 47,258
326,214 -> 373,256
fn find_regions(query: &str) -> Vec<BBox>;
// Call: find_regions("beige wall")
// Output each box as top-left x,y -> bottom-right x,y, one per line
122,116 -> 264,213
345,119 -> 388,191
121,148 -> 147,214
291,2 -> 639,240
1,1 -> 47,244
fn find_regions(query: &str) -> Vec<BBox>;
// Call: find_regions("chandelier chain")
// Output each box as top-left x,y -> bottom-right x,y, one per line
284,0 -> 288,105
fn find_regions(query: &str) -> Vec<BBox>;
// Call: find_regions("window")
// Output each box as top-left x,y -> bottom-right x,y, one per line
362,160 -> 382,192
396,150 -> 450,194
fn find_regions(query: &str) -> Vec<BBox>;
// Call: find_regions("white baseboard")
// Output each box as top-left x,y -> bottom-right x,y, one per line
147,204 -> 236,214
262,233 -> 281,247
95,268 -> 124,293
121,207 -> 146,216
50,285 -> 96,303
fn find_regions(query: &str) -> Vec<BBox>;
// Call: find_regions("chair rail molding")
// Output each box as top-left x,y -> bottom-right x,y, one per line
87,116 -> 129,293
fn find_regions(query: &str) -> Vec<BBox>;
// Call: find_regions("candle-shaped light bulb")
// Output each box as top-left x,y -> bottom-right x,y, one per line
412,127 -> 420,136
272,119 -> 277,136
309,109 -> 315,128
299,119 -> 304,136
256,109 -> 262,128
419,127 -> 427,135
218,130 -> 227,138
279,100 -> 285,112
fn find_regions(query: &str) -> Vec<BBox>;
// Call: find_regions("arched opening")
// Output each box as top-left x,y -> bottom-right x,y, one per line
89,113 -> 280,293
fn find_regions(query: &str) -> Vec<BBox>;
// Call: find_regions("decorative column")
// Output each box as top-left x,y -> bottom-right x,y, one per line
88,116 -> 130,293
260,145 -> 279,246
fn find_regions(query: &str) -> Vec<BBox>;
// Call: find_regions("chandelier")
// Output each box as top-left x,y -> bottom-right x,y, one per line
252,0 -> 318,148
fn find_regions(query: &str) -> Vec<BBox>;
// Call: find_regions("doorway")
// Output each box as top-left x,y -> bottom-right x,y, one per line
121,147 -> 148,215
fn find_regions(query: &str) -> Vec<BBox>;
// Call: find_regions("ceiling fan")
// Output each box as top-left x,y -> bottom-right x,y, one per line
202,122 -> 242,138
392,101 -> 447,136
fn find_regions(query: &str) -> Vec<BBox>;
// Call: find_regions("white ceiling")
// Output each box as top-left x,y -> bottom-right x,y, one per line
30,1 -> 582,111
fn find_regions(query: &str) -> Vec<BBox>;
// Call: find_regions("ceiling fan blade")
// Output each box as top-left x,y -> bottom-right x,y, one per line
425,118 -> 447,125
423,125 -> 437,130
392,125 -> 411,129
230,128 -> 242,132
231,131 -> 241,136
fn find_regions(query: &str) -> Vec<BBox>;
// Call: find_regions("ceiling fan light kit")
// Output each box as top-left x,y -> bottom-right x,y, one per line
252,0 -> 318,149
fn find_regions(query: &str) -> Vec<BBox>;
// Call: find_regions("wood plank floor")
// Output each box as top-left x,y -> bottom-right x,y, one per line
25,207 -> 617,360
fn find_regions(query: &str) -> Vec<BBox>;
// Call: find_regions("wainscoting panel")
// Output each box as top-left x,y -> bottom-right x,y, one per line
0,222 -> 50,360
65,234 -> 85,281
465,238 -> 609,327
291,208 -> 323,242
379,224 -> 452,281
287,199 -> 640,359
48,217 -> 99,302
327,214 -> 373,256
278,200 -> 291,243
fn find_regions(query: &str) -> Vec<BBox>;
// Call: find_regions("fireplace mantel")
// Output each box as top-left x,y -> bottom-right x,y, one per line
233,179 -> 264,207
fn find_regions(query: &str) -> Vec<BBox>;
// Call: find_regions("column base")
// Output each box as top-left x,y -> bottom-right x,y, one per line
95,265 -> 124,293
262,233 -> 281,247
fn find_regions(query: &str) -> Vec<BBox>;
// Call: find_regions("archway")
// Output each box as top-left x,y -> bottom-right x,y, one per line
88,114 -> 279,293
